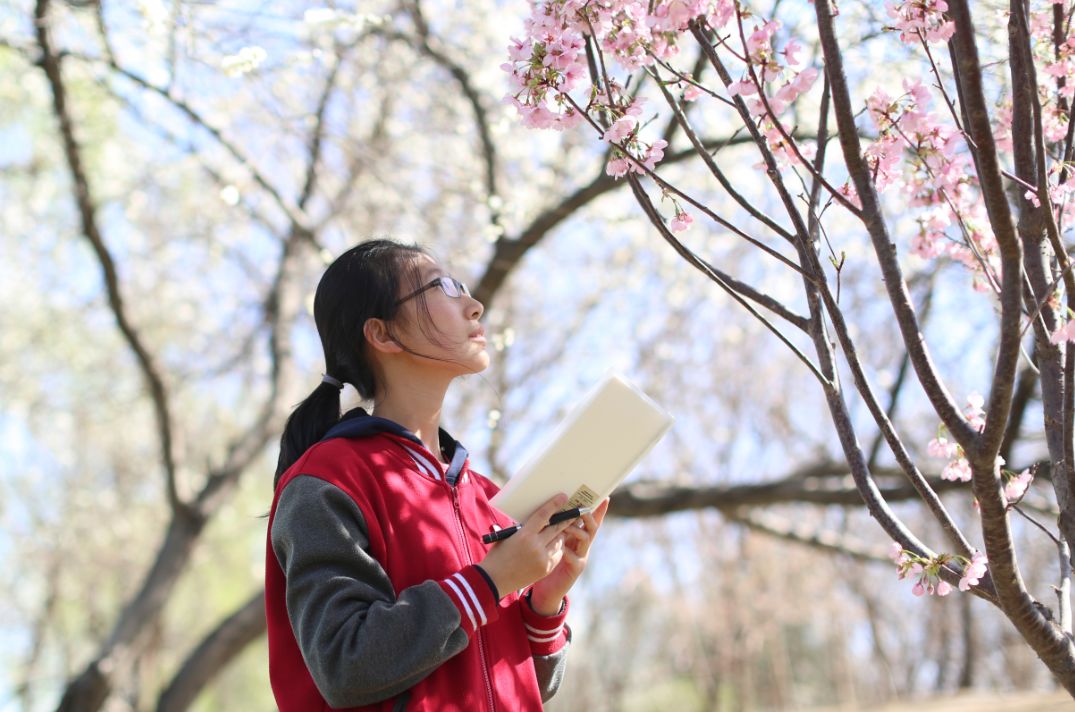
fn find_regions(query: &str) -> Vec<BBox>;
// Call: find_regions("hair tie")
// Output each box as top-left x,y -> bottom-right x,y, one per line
321,373 -> 344,390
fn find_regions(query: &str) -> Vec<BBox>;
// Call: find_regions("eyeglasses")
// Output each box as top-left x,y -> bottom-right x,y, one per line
395,275 -> 471,305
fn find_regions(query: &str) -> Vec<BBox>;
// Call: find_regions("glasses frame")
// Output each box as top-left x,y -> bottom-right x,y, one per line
395,275 -> 471,306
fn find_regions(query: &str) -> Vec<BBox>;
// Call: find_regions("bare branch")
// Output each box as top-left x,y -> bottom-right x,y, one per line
1060,536 -> 1073,636
645,63 -> 795,243
625,173 -> 830,385
812,0 -> 976,446
396,2 -> 505,232
868,274 -> 935,468
726,509 -> 891,565
34,0 -> 186,515
472,133 -> 805,308
945,1 -> 1021,463
62,49 -> 315,236
298,48 -> 346,210
156,592 -> 266,712
610,466 -> 971,516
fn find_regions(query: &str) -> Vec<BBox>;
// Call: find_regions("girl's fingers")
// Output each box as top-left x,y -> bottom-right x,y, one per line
591,499 -> 610,527
540,518 -> 576,546
561,524 -> 593,556
523,495 -> 568,535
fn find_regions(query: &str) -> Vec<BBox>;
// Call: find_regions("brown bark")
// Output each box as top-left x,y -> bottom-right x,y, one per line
156,592 -> 266,712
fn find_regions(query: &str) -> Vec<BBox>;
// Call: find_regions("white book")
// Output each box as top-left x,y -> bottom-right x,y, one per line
490,375 -> 675,522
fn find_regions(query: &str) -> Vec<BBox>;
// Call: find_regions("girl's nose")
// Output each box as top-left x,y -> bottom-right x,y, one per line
467,295 -> 484,321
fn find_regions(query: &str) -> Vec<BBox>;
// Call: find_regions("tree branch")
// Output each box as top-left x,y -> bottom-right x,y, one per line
726,509 -> 890,565
946,0 -> 1023,462
396,2 -> 505,233
34,0 -> 186,516
625,173 -> 830,385
812,0 -> 977,446
472,134 -> 804,308
156,592 -> 266,712
646,63 -> 795,243
64,49 -> 315,237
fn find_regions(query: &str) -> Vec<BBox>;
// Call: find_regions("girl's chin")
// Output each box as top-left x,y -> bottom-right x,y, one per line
468,352 -> 491,372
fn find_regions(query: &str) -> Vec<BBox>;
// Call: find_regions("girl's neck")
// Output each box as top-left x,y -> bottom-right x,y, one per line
372,377 -> 451,463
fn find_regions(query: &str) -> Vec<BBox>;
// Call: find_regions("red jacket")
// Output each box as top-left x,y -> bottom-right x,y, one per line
266,417 -> 569,711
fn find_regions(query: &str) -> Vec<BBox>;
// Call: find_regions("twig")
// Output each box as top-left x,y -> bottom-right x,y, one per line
812,0 -> 977,446
34,0 -> 186,515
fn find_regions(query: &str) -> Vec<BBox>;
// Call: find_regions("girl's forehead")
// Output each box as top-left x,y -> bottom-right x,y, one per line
413,254 -> 445,278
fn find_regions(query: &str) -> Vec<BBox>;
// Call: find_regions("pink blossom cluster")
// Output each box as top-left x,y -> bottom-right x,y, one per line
504,0 -> 735,132
926,432 -> 969,481
885,0 -> 955,45
926,394 -> 985,483
891,544 -> 988,595
958,551 -> 988,591
963,392 -> 985,430
602,95 -> 669,178
864,81 -> 1000,285
1034,6 -> 1075,142
891,545 -> 954,596
1038,161 -> 1075,235
506,1 -> 825,186
723,19 -> 820,167
1049,313 -> 1075,345
669,209 -> 693,232
598,0 -> 736,71
501,6 -> 589,131
1003,468 -> 1033,504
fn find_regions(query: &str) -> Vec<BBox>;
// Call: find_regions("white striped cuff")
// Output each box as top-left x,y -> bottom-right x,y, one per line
436,565 -> 498,637
520,591 -> 570,655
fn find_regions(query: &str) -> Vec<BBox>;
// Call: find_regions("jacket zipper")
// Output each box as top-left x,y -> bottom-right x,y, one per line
450,484 -> 498,712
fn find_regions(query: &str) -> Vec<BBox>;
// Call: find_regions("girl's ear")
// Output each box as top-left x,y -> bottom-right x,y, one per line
363,318 -> 404,354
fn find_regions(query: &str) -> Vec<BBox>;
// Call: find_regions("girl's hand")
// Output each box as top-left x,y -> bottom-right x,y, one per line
528,498 -> 609,616
479,494 -> 577,596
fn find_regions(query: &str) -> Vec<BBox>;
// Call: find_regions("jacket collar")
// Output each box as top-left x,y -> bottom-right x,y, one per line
320,407 -> 469,484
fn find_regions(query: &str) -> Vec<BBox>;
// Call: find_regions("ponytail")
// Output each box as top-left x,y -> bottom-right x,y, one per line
272,238 -> 427,488
273,380 -> 343,487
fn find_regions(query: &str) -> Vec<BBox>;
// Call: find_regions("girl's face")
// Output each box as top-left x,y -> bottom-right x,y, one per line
392,255 -> 489,375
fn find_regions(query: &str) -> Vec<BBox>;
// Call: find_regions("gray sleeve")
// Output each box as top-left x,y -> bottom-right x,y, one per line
533,634 -> 571,702
271,475 -> 470,708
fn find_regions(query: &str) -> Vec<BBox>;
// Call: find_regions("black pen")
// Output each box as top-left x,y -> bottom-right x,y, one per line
482,507 -> 593,544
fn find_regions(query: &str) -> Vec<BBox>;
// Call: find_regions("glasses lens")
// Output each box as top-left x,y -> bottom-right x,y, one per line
438,276 -> 468,298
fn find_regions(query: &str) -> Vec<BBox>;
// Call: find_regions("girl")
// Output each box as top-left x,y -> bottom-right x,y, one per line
265,239 -> 608,711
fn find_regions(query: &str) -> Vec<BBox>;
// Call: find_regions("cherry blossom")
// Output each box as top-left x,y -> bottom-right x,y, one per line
606,155 -> 631,178
602,115 -> 638,144
958,551 -> 988,591
941,457 -> 972,482
893,548 -> 956,597
925,395 -> 993,484
1049,319 -> 1075,345
1003,469 -> 1034,504
927,434 -> 958,459
885,0 -> 955,45
669,210 -> 693,232
963,392 -> 985,431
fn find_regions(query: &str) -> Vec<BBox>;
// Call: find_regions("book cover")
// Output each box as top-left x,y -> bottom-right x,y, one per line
490,375 -> 674,522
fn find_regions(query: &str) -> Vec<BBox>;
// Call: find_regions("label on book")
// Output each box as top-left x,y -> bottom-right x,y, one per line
567,484 -> 598,510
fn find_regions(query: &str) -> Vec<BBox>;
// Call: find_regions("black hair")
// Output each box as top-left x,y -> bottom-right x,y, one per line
273,238 -> 428,487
